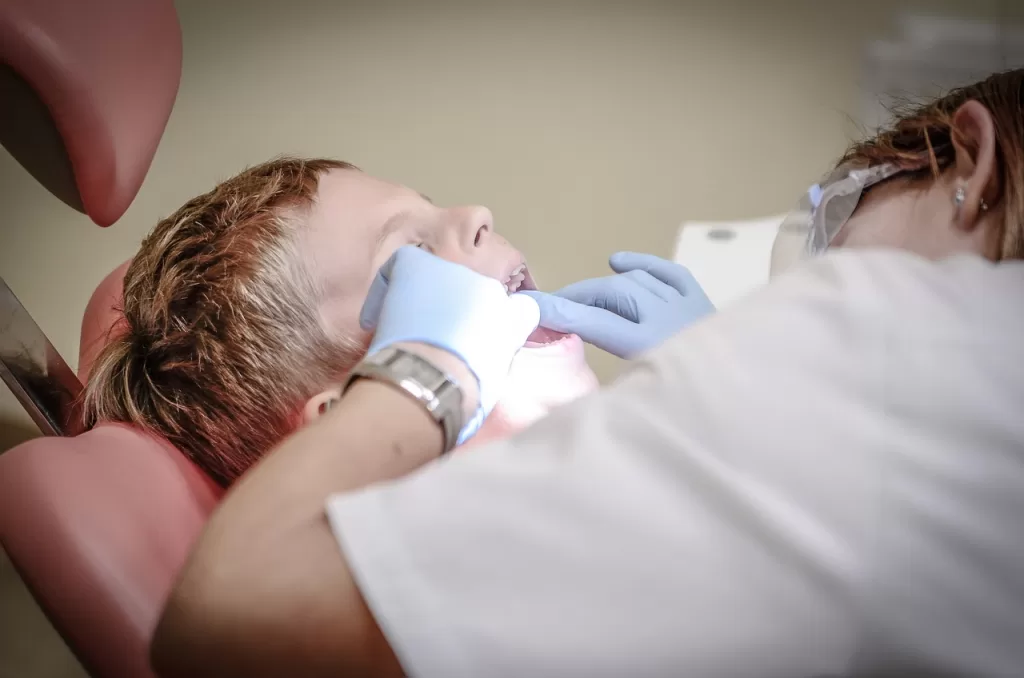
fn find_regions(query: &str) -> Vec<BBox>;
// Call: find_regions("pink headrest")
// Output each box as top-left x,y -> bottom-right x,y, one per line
0,424 -> 221,678
79,260 -> 132,382
0,0 -> 181,226
0,262 -> 222,678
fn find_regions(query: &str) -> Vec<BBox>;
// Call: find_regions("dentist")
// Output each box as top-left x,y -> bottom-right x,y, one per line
153,78 -> 1024,678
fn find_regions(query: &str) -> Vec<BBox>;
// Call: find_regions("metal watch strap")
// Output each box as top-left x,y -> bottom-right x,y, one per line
342,346 -> 465,453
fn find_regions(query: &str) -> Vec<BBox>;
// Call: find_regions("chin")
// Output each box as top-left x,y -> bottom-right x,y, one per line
461,331 -> 598,449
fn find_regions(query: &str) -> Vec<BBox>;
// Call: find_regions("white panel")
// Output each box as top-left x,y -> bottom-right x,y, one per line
672,216 -> 784,309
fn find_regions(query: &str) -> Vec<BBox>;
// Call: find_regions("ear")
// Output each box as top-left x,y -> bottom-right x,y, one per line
301,387 -> 343,426
950,100 -> 999,231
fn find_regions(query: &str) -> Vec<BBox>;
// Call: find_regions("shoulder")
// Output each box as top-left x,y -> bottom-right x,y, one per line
635,249 -> 1022,482
774,249 -> 1020,315
756,249 -> 1004,311
671,250 -> 1021,361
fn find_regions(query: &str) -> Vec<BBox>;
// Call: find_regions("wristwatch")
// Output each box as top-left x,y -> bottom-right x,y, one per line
343,346 -> 465,453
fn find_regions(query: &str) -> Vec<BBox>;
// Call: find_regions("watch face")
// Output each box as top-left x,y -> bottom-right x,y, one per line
401,354 -> 444,392
363,348 -> 462,452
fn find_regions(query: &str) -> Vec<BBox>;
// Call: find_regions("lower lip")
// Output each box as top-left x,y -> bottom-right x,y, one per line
524,327 -> 575,348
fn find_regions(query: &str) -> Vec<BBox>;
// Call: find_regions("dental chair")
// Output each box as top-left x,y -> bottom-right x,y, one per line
0,2 -> 222,677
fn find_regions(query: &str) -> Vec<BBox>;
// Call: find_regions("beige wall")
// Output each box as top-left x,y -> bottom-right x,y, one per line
0,0 -> 1016,450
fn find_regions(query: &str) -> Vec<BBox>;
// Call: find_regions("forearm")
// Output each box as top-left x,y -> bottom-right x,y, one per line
203,378 -> 443,552
153,246 -> 511,678
152,379 -> 443,678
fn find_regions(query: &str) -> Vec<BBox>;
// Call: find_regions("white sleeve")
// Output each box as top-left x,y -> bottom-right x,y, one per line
326,254 -> 890,678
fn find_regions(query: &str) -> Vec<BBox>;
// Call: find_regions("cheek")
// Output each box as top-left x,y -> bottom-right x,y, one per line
319,291 -> 366,341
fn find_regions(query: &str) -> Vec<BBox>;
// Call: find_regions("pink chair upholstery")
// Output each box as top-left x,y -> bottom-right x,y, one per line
0,426 -> 221,678
0,0 -> 181,225
0,2 -> 205,676
79,260 -> 132,382
0,264 -> 223,678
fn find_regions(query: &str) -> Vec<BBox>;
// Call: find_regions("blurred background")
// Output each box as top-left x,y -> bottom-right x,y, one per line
1,1 -> 1022,675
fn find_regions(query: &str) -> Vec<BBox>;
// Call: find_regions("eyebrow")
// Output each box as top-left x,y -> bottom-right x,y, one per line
374,193 -> 434,251
375,210 -> 410,250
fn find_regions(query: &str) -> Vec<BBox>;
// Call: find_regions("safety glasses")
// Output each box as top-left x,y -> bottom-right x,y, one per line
775,162 -> 904,263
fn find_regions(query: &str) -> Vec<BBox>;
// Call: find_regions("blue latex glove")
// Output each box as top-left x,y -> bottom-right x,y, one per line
359,245 -> 540,443
522,252 -> 714,359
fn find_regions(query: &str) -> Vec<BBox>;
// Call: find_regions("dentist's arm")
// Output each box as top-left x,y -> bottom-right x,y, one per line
523,252 -> 714,358
151,374 -> 449,678
151,247 -> 538,678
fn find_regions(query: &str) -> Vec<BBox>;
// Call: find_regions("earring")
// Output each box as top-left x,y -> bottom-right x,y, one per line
953,185 -> 966,210
954,183 -> 990,214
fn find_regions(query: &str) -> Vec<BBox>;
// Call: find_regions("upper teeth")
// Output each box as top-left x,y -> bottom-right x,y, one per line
504,264 -> 526,295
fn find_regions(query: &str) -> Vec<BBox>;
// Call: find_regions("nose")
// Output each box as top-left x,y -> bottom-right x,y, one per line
455,205 -> 493,250
435,205 -> 514,279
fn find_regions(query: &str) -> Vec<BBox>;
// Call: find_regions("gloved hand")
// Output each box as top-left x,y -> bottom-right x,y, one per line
359,245 -> 540,443
522,252 -> 713,359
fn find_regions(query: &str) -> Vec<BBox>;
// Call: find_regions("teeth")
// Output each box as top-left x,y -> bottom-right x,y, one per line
503,264 -> 527,295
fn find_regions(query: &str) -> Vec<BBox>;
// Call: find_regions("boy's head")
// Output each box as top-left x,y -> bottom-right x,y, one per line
83,157 -> 541,485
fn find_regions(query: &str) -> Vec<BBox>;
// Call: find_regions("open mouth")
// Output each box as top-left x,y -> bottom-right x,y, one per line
502,264 -> 537,295
524,326 -> 574,347
499,263 -> 564,346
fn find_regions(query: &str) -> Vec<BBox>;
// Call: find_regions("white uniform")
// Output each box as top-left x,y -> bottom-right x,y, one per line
326,249 -> 1024,678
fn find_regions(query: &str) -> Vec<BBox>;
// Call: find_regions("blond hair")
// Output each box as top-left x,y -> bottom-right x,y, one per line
84,157 -> 362,486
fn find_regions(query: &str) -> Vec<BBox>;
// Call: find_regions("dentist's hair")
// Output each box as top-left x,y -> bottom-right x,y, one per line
83,157 -> 363,487
839,68 -> 1024,259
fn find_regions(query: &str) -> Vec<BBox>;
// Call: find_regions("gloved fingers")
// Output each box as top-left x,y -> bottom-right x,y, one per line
359,267 -> 390,330
377,243 -> 433,280
608,251 -> 666,276
360,246 -> 485,331
522,291 -> 640,355
619,269 -> 679,302
551,275 -> 647,310
550,277 -> 650,322
609,251 -> 699,296
546,276 -> 615,308
506,293 -> 541,344
519,291 -> 578,334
